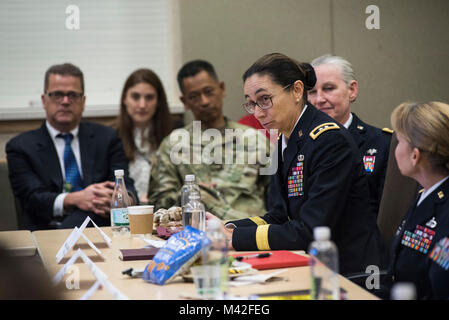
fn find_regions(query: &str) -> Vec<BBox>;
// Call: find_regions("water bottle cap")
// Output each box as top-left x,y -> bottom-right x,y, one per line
114,169 -> 124,177
185,174 -> 195,182
391,282 -> 416,300
313,226 -> 330,241
208,219 -> 221,230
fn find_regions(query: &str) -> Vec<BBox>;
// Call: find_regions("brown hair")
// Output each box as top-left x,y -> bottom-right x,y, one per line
391,101 -> 449,173
117,68 -> 173,161
242,53 -> 316,102
44,63 -> 84,93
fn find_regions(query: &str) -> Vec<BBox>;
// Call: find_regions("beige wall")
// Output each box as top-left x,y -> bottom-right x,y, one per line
1,0 -> 449,159
179,0 -> 449,128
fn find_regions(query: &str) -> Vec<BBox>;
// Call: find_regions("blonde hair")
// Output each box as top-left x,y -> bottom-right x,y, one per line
391,101 -> 449,172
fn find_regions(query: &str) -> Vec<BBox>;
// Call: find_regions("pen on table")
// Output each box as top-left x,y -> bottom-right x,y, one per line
235,252 -> 271,261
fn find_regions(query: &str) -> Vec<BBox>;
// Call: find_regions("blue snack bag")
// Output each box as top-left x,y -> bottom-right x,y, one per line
142,226 -> 210,285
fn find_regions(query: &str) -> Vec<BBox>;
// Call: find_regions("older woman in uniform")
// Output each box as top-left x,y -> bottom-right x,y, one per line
308,55 -> 392,216
207,53 -> 384,275
387,101 -> 449,299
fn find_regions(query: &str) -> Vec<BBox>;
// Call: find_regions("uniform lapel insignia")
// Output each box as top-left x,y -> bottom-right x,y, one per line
426,217 -> 437,228
366,148 -> 377,155
298,130 -> 303,138
357,125 -> 364,130
438,191 -> 444,199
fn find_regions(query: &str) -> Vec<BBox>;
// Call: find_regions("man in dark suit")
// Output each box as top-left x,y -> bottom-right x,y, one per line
6,63 -> 136,230
308,54 -> 392,215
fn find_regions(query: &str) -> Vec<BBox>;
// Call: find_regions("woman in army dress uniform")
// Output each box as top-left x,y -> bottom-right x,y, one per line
308,54 -> 392,216
207,53 -> 384,275
387,101 -> 449,299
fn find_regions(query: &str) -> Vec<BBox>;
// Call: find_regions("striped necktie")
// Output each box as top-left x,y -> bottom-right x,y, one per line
57,133 -> 84,192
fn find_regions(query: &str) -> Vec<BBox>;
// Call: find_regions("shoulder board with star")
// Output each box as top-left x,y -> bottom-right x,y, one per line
382,127 -> 394,134
310,122 -> 340,140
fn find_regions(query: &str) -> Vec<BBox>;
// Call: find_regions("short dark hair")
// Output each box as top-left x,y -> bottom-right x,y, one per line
44,63 -> 84,93
242,53 -> 316,100
177,60 -> 218,93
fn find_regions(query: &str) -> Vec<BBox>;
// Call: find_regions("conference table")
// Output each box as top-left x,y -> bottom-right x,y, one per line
0,230 -> 37,256
31,227 -> 378,300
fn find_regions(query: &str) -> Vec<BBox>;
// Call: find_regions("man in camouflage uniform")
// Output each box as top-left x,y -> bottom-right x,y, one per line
148,60 -> 271,220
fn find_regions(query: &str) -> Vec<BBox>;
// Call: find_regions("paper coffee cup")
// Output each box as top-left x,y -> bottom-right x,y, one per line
128,205 -> 154,235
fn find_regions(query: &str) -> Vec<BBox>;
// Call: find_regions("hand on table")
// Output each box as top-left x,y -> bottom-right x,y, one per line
205,211 -> 234,250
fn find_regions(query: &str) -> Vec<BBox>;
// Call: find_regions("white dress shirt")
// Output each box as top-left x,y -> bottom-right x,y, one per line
343,112 -> 353,129
281,105 -> 308,161
129,126 -> 154,200
46,121 -> 83,217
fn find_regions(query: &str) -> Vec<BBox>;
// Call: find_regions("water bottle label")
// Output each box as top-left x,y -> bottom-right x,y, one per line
111,208 -> 129,226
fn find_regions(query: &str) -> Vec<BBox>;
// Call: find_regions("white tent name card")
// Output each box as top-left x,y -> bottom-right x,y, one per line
53,248 -> 128,300
55,216 -> 112,263
80,278 -> 129,300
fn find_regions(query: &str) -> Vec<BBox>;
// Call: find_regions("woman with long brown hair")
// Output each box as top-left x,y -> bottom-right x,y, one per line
117,68 -> 172,203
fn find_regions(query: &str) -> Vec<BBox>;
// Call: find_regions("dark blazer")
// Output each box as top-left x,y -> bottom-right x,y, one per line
347,113 -> 392,215
6,121 -> 137,230
388,178 -> 449,299
230,105 -> 384,275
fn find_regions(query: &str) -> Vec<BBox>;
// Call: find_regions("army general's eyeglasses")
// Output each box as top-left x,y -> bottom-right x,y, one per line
46,91 -> 84,103
243,83 -> 293,114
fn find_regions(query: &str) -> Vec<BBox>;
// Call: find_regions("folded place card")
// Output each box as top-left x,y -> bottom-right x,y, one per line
55,216 -> 111,263
80,279 -> 129,300
53,248 -> 107,285
53,248 -> 129,300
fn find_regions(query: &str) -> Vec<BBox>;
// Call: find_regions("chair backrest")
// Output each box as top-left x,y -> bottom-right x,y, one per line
377,133 -> 418,249
0,160 -> 18,230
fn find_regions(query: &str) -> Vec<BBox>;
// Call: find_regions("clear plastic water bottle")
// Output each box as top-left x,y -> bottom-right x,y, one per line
183,190 -> 205,231
391,282 -> 417,300
110,169 -> 131,236
202,219 -> 229,299
309,226 -> 340,300
181,174 -> 200,205
181,174 -> 201,228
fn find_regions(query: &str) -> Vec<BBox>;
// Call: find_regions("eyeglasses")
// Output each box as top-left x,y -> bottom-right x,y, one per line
243,83 -> 293,114
46,91 -> 84,103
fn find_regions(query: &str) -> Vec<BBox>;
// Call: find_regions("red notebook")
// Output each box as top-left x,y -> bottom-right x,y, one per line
231,250 -> 309,270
